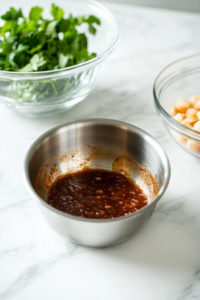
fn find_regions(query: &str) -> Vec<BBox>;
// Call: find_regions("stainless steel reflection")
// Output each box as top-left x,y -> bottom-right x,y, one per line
23,119 -> 170,247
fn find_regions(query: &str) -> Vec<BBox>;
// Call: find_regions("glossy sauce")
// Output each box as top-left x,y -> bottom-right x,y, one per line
47,169 -> 148,219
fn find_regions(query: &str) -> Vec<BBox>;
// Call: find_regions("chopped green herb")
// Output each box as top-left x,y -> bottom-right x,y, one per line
0,4 -> 100,103
0,3 -> 100,71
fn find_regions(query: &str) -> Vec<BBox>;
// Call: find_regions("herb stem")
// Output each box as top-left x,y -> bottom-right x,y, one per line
51,81 -> 58,95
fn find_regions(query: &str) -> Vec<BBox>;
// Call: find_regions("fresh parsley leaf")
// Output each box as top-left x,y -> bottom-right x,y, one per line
84,15 -> 101,35
0,3 -> 101,102
1,20 -> 17,36
87,15 -> 101,26
45,20 -> 59,35
51,4 -> 64,20
1,7 -> 23,21
58,53 -> 72,68
29,6 -> 43,23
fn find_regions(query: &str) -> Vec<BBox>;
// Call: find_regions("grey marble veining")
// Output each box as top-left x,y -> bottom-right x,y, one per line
1,2 -> 200,300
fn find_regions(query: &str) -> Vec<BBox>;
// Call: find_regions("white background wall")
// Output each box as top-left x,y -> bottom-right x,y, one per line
102,0 -> 200,13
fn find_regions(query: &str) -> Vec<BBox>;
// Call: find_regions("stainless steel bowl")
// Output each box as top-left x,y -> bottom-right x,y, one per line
23,119 -> 170,247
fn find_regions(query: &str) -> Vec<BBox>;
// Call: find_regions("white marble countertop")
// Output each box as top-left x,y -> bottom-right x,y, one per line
1,2 -> 200,299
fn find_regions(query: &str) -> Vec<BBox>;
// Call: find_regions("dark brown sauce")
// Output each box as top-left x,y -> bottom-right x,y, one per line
47,169 -> 148,219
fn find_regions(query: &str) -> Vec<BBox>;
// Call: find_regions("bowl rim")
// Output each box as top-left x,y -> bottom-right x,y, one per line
0,0 -> 120,78
23,118 -> 171,223
153,53 -> 200,142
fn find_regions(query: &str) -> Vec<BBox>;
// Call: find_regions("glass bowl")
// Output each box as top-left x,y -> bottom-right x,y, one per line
0,0 -> 120,117
153,53 -> 200,158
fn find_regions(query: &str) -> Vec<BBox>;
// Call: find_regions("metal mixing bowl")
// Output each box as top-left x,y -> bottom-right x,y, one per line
23,119 -> 170,247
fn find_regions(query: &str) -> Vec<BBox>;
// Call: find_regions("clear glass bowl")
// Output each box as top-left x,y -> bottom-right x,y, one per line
153,53 -> 200,158
0,0 -> 120,117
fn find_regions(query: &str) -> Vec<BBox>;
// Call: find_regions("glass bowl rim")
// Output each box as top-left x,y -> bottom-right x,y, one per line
0,0 -> 120,78
153,53 -> 200,142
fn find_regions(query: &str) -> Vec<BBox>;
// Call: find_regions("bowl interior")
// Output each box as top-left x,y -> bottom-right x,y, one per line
25,120 -> 169,210
154,54 -> 200,157
155,56 -> 200,116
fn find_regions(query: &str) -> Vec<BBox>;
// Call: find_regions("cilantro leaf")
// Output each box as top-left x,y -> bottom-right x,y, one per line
1,7 -> 23,21
29,6 -> 43,22
51,4 -> 64,20
84,15 -> 101,35
0,3 -> 101,102
1,20 -> 17,36
45,20 -> 59,35
87,15 -> 101,26
59,53 -> 72,68
9,44 -> 29,68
